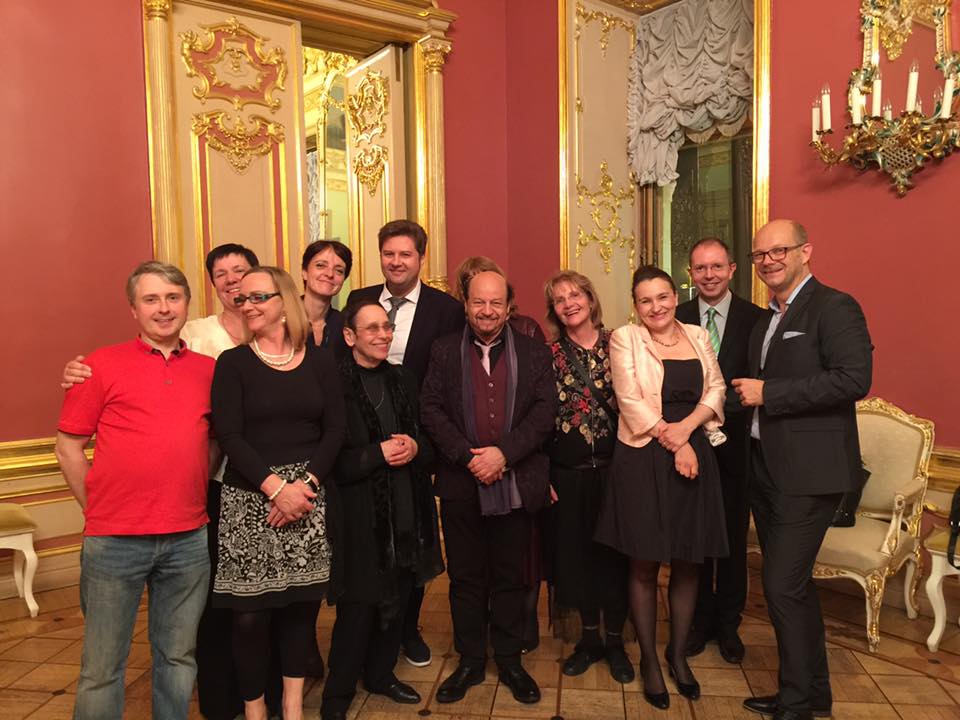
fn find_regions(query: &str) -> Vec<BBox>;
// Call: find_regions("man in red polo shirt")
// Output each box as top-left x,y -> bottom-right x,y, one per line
55,261 -> 215,720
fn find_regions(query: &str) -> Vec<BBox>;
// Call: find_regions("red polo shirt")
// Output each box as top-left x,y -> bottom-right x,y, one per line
58,337 -> 215,536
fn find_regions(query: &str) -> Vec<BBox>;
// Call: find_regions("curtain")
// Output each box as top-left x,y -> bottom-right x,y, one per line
627,0 -> 753,187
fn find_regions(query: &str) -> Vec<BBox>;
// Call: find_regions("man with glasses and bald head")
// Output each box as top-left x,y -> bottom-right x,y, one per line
733,220 -> 873,720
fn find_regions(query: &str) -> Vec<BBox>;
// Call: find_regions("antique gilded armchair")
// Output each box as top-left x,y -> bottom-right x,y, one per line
748,397 -> 935,652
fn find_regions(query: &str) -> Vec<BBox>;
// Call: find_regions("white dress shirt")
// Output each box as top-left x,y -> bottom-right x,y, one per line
379,280 -> 421,366
697,289 -> 733,345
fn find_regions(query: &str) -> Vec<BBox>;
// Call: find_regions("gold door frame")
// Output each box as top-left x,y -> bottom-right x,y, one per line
142,0 -> 457,289
556,0 -> 771,305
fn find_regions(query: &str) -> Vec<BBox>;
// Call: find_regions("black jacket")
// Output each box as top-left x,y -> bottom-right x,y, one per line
748,277 -> 873,495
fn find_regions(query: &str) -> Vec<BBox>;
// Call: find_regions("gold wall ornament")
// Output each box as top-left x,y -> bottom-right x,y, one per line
575,161 -> 636,273
347,70 -> 390,146
354,144 -> 389,196
180,16 -> 288,112
144,0 -> 171,20
192,111 -> 284,174
576,2 -> 636,53
598,0 -> 680,14
420,38 -> 452,73
866,0 -> 952,61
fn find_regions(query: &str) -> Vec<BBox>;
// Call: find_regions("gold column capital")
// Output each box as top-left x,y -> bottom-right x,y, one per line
143,0 -> 172,21
418,36 -> 452,73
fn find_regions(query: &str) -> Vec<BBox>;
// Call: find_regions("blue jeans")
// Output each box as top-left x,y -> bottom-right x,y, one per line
74,527 -> 210,720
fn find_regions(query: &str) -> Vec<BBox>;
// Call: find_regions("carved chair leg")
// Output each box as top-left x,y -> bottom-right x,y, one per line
904,546 -> 922,619
926,554 -> 952,652
865,571 -> 886,653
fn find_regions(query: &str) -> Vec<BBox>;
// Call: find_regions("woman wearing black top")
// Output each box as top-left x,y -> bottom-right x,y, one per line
212,266 -> 345,720
320,298 -> 443,720
543,271 -> 632,684
302,239 -> 351,354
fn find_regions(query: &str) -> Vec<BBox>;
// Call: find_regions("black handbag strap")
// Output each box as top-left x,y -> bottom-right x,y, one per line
559,336 -> 618,433
948,487 -> 960,568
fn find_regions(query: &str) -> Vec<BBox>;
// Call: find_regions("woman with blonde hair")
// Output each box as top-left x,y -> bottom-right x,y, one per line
543,270 -> 632,684
212,266 -> 346,720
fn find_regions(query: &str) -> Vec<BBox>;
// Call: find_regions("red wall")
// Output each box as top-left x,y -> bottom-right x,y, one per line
769,0 -> 960,445
1,1 -> 153,441
443,0 -> 560,320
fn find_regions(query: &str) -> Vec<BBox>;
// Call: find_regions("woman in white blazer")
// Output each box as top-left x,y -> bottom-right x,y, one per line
594,265 -> 728,711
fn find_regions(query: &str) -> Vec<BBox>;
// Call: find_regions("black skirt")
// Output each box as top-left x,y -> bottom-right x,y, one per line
594,359 -> 729,563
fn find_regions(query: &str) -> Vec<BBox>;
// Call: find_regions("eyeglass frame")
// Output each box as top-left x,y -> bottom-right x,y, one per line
688,261 -> 734,276
233,291 -> 281,306
749,243 -> 807,265
355,321 -> 396,334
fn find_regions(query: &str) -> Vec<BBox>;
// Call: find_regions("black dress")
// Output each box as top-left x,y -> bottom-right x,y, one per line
595,359 -> 728,563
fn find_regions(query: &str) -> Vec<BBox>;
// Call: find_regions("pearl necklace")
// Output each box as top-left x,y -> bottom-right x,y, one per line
252,338 -> 295,367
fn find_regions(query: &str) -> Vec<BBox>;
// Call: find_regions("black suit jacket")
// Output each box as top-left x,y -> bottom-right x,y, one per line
347,282 -> 465,388
677,292 -> 765,477
420,329 -> 557,513
748,277 -> 872,496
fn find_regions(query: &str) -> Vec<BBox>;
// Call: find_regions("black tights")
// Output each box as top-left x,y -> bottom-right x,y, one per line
628,558 -> 699,693
233,602 -> 317,702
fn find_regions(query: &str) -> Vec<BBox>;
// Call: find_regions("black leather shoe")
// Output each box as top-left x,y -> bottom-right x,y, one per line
605,644 -> 635,684
366,680 -> 421,704
743,694 -> 830,717
717,626 -> 745,664
498,665 -> 541,704
772,711 -> 813,720
685,627 -> 711,657
402,632 -> 432,667
643,689 -> 670,710
743,694 -> 779,715
435,663 -> 485,703
562,645 -> 605,676
665,647 -> 700,700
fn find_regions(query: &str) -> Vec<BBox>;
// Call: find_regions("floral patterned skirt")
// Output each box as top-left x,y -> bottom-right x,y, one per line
213,461 -> 332,611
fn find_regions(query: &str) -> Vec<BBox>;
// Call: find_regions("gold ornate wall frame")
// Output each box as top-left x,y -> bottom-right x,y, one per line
142,0 -> 457,292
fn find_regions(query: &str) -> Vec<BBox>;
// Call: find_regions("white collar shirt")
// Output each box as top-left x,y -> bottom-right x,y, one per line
379,280 -> 421,366
697,289 -> 733,345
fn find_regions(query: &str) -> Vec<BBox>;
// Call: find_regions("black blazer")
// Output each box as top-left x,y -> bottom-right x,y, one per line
347,283 -> 465,388
420,329 -> 558,513
748,277 -> 872,496
677,292 -> 765,477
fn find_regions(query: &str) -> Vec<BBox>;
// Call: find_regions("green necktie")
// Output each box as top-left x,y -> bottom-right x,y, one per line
705,307 -> 721,354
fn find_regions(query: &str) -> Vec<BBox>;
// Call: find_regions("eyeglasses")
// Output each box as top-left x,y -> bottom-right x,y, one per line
689,263 -> 731,276
357,322 -> 395,334
233,292 -> 281,306
749,244 -> 807,264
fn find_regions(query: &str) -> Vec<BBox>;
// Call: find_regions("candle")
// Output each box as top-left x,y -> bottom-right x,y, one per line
812,98 -> 821,142
942,74 -> 956,119
906,59 -> 919,112
872,70 -> 883,117
883,100 -> 893,121
821,84 -> 832,132
851,86 -> 863,125
916,97 -> 923,115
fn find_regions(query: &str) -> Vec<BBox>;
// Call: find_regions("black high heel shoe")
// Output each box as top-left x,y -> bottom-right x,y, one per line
665,646 -> 700,700
639,657 -> 670,710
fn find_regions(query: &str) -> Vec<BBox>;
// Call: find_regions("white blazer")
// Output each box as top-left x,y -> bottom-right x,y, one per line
609,321 -> 726,448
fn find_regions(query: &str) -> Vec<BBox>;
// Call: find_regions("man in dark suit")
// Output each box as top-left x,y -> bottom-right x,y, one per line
676,238 -> 764,664
346,219 -> 464,667
733,220 -> 872,720
421,271 -> 556,706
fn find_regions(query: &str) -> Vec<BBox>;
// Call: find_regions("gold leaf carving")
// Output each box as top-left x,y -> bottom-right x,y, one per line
304,49 -> 357,115
347,70 -> 389,146
355,145 -> 388,196
192,111 -> 284,173
180,16 -> 287,112
863,0 -> 951,61
575,161 -> 636,273
576,2 -> 636,52
143,0 -> 171,20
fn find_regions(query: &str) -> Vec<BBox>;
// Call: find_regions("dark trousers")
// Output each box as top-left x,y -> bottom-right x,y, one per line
750,440 -> 840,713
694,438 -> 750,634
402,586 -> 425,644
441,497 -> 530,668
321,572 -> 414,717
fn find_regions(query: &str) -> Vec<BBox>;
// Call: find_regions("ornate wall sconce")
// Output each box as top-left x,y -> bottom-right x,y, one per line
810,0 -> 958,196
